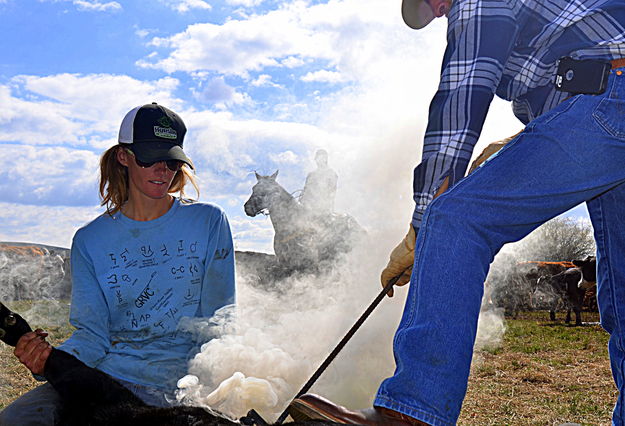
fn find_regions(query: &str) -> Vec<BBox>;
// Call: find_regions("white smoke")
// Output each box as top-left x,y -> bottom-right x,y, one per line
176,232 -> 506,422
0,244 -> 71,327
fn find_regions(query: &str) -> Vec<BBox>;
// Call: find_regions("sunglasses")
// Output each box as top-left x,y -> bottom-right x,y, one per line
126,149 -> 183,172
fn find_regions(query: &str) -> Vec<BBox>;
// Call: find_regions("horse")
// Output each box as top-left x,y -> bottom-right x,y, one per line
244,171 -> 363,272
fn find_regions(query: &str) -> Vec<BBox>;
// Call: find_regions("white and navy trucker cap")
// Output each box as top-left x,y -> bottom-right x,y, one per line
118,102 -> 193,169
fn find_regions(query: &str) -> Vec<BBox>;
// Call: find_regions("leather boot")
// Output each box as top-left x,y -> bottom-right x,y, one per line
288,394 -> 428,425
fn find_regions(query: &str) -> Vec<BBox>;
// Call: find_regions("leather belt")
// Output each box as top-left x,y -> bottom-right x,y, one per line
611,58 -> 625,69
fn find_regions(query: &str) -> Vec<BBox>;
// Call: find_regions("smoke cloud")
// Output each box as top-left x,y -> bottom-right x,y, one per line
0,243 -> 71,327
176,230 -> 506,422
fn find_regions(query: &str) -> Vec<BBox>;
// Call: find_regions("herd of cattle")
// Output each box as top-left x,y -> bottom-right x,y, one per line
486,256 -> 598,325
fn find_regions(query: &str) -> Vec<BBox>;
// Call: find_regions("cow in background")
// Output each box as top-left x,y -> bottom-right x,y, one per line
486,259 -> 570,318
533,256 -> 597,326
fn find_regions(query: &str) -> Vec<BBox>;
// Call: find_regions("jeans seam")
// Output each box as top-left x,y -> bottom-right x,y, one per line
543,94 -> 581,125
599,197 -> 623,351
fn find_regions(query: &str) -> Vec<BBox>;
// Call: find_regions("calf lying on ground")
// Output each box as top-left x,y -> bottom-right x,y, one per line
0,302 -> 337,426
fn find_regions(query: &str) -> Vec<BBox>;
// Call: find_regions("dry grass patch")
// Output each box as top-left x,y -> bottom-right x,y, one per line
460,312 -> 614,425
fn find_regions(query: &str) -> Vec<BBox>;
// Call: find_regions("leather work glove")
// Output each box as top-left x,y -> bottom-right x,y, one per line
467,131 -> 520,174
380,225 -> 416,297
379,133 -> 521,298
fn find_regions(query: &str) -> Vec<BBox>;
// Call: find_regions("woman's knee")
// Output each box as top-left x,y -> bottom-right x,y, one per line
0,383 -> 61,426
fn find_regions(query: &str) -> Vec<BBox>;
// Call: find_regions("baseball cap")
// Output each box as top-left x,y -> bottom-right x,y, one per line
118,102 -> 194,169
402,0 -> 435,29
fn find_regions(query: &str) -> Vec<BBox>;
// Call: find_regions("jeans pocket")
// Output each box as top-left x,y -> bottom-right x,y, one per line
592,98 -> 625,139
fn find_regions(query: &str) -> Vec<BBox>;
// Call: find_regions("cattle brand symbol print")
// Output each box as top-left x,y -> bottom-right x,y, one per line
140,245 -> 154,258
140,245 -> 158,268
135,285 -> 154,308
107,274 -> 118,288
170,265 -> 185,280
177,240 -> 186,256
214,248 -> 230,260
134,272 -> 157,309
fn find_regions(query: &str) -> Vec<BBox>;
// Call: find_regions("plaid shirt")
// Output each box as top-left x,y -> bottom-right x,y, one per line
412,0 -> 625,227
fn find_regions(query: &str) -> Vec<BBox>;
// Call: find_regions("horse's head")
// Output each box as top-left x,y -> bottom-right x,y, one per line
244,171 -> 286,217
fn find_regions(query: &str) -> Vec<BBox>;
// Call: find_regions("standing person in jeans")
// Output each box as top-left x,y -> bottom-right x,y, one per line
288,0 -> 625,425
0,103 -> 235,425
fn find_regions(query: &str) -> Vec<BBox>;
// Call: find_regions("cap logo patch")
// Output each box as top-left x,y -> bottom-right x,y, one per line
154,126 -> 177,139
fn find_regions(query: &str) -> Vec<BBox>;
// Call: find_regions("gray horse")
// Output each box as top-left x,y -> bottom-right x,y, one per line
244,171 -> 363,272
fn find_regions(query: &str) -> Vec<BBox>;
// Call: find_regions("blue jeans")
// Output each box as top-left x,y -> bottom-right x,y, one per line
374,68 -> 625,425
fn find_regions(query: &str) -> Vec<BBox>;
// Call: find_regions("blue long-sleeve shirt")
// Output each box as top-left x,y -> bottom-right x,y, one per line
412,0 -> 625,227
58,199 -> 235,390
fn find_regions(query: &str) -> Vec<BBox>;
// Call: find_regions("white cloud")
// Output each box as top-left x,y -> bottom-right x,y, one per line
251,74 -> 281,88
73,0 -> 121,11
183,109 -> 329,186
192,76 -> 250,108
138,0 -> 386,77
1,74 -> 182,146
300,70 -> 346,83
135,28 -> 151,38
166,0 -> 211,13
281,56 -> 305,68
38,0 -> 121,12
225,0 -> 264,7
228,214 -> 274,253
269,150 -> 298,165
0,144 -> 100,207
0,201 -> 102,248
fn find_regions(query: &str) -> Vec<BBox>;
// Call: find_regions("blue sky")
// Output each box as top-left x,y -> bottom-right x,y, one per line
0,0 -> 587,252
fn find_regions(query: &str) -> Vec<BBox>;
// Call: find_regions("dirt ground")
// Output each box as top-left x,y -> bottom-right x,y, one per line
0,311 -> 615,425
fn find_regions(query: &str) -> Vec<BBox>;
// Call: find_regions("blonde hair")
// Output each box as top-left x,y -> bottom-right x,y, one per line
99,144 -> 200,215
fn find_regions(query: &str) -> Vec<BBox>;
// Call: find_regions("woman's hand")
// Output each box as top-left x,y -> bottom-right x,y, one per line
14,329 -> 52,376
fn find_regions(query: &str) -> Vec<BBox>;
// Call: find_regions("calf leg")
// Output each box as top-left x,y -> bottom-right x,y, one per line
573,307 -> 583,326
